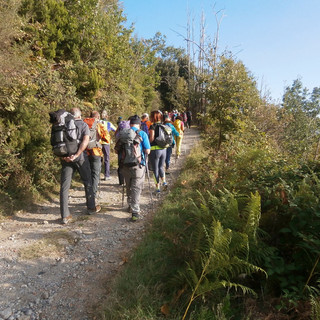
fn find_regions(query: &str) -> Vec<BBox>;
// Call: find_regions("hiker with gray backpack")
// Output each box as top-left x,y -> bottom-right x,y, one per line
115,119 -> 131,186
49,107 -> 101,224
114,115 -> 150,221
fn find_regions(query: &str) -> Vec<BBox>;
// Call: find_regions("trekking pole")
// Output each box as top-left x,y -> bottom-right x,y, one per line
145,154 -> 154,206
122,182 -> 125,207
97,176 -> 101,200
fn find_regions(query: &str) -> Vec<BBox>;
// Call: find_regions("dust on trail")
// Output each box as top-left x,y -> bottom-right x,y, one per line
0,127 -> 199,320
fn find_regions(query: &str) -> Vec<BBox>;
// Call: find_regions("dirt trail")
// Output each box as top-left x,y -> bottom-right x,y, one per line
0,127 -> 199,320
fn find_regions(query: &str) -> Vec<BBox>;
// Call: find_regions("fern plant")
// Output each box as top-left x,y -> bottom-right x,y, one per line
306,279 -> 320,320
177,190 -> 266,320
311,295 -> 320,320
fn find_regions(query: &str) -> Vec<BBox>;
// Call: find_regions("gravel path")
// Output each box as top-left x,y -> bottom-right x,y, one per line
0,127 -> 199,320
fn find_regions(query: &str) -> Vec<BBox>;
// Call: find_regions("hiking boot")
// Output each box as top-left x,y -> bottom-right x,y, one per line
87,205 -> 101,215
163,182 -> 168,191
61,215 -> 72,224
131,212 -> 141,222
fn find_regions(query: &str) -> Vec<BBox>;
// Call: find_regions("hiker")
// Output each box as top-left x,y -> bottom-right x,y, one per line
173,115 -> 185,159
84,111 -> 106,200
100,110 -> 116,180
141,113 -> 151,135
59,107 -> 101,224
163,114 -> 179,174
182,111 -> 188,128
186,110 -> 192,128
115,115 -> 150,221
171,109 -> 178,122
149,110 -> 168,193
115,119 -> 131,185
116,116 -> 123,126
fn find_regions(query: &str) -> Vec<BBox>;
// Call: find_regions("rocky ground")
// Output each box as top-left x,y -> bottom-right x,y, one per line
0,127 -> 199,320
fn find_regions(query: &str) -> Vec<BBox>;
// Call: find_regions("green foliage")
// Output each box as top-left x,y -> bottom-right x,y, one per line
156,44 -> 193,111
0,0 -> 166,206
102,175 -> 267,319
205,54 -> 261,149
280,78 -> 320,160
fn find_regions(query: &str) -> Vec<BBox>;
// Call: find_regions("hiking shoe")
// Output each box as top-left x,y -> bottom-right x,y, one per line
105,176 -> 112,180
165,169 -> 170,174
61,215 -> 72,224
131,213 -> 141,222
87,205 -> 101,215
154,189 -> 161,196
163,182 -> 168,191
127,206 -> 132,213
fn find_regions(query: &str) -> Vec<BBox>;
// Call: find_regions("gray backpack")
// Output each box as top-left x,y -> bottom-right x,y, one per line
49,109 -> 78,157
115,128 -> 142,167
155,124 -> 173,148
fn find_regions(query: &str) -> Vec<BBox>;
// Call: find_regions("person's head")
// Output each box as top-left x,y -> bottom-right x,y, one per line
176,115 -> 183,121
117,116 -> 123,125
71,107 -> 81,119
90,110 -> 100,119
141,113 -> 149,121
129,115 -> 141,128
150,110 -> 162,123
163,114 -> 171,123
101,110 -> 108,119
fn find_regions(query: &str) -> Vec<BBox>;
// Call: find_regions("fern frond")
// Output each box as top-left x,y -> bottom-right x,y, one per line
184,262 -> 199,291
220,280 -> 257,297
310,294 -> 320,320
229,232 -> 249,259
243,191 -> 261,241
194,279 -> 225,298
229,256 -> 267,278
212,222 -> 232,255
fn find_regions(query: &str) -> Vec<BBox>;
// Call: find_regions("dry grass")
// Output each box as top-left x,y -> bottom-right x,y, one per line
18,230 -> 79,260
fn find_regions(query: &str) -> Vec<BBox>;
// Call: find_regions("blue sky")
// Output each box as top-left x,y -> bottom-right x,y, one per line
121,0 -> 320,102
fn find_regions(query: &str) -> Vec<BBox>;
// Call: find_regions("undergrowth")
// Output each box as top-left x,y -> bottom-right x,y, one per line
102,143 -> 267,319
101,137 -> 320,319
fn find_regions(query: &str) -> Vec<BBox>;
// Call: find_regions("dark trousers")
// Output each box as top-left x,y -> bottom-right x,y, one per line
88,155 -> 102,198
60,157 -> 95,219
102,144 -> 110,178
165,146 -> 173,170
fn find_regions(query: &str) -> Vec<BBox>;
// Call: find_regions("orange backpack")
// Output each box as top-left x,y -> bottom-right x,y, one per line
83,118 -> 101,149
98,122 -> 110,144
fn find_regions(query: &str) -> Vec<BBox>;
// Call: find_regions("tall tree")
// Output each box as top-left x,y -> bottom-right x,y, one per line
280,79 -> 320,159
205,54 -> 260,149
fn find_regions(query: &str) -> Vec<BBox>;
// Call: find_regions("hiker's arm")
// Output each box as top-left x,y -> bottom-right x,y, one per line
69,135 -> 89,161
149,129 -> 155,143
